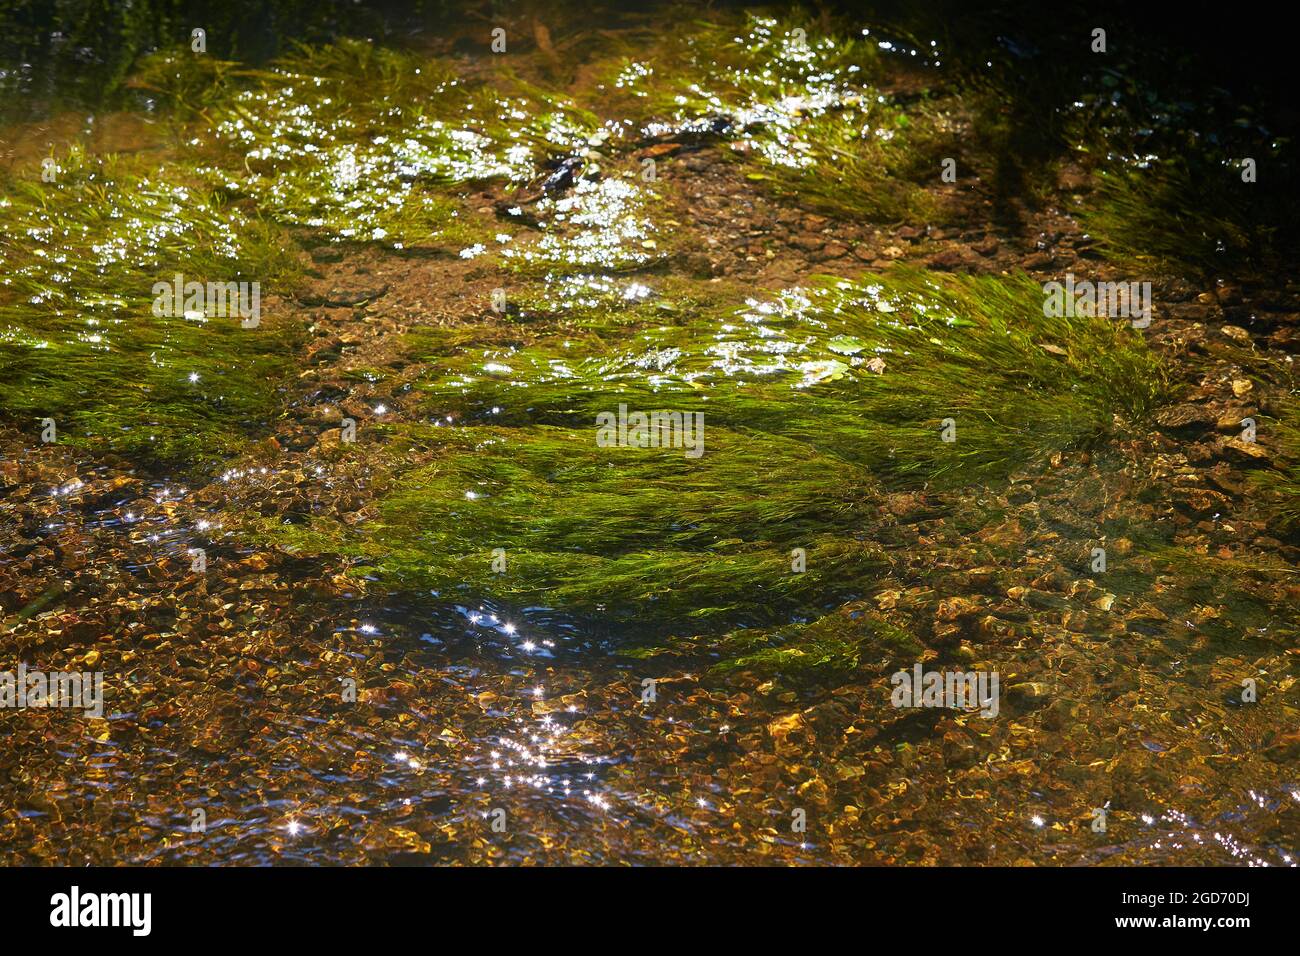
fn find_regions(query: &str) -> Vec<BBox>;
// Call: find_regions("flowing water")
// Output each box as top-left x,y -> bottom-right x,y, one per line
1,1 -> 1298,866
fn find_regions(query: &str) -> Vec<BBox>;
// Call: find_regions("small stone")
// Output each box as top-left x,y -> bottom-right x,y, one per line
1216,411 -> 1253,432
1155,403 -> 1216,430
1091,593 -> 1116,612
936,596 -> 982,621
767,712 -> 807,755
1222,438 -> 1271,463
1008,681 -> 1052,702
927,249 -> 967,271
797,776 -> 829,804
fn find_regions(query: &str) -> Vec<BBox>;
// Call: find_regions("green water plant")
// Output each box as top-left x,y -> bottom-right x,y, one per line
624,602 -> 924,679
252,421 -> 889,631
591,12 -> 950,222
0,146 -> 302,468
1253,401 -> 1300,538
409,266 -> 1166,489
247,267 -> 1164,651
136,40 -> 605,250
1080,159 -> 1259,277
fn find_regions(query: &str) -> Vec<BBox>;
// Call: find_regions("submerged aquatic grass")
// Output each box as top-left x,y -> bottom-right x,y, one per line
1081,159 -> 1258,277
247,266 -> 1164,652
0,36 -> 656,464
503,175 -> 663,274
410,266 -> 1166,488
184,42 -> 507,248
0,146 -> 301,467
5,1 -> 1298,868
593,12 -> 951,221
1066,71 -> 1300,278
625,602 -> 924,679
1253,401 -> 1300,538
137,40 -> 603,250
252,422 -> 888,631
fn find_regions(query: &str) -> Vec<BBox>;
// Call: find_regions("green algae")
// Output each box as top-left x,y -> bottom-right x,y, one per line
164,41 -> 502,249
624,603 -> 924,680
252,421 -> 889,630
244,266 -> 1164,665
1080,159 -> 1260,277
590,12 -> 950,222
0,146 -> 302,468
1065,71 -> 1300,279
409,267 -> 1166,489
1253,401 -> 1300,539
136,40 -> 602,251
